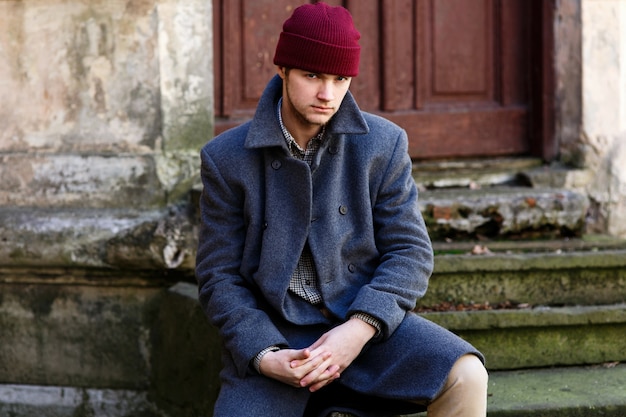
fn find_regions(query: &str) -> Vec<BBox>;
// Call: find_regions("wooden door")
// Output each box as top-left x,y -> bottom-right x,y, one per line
213,0 -> 554,160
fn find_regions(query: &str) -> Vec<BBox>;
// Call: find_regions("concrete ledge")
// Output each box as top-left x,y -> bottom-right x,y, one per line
2,279 -> 625,416
412,157 -> 543,189
4,204 -> 624,310
0,384 -> 159,417
433,249 -> 626,273
0,204 -> 197,270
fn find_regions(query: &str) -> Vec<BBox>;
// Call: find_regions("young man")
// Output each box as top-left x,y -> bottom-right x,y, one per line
196,2 -> 488,416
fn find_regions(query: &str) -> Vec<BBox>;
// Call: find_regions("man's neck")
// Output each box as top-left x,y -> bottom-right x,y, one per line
279,105 -> 322,150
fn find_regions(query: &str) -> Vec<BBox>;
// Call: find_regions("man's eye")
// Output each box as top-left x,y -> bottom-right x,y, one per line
306,73 -> 318,79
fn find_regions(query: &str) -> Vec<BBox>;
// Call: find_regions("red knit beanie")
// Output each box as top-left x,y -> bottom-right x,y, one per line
273,2 -> 361,77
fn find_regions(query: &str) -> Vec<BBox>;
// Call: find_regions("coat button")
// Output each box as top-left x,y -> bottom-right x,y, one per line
339,205 -> 348,215
271,160 -> 281,170
328,146 -> 339,154
348,264 -> 356,273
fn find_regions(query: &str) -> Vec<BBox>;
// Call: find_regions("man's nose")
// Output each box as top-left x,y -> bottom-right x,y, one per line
317,82 -> 335,101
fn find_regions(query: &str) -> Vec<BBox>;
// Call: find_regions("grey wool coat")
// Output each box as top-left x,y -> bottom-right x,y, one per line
196,75 -> 483,417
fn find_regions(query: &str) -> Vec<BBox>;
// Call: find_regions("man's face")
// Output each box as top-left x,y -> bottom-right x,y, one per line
278,67 -> 352,130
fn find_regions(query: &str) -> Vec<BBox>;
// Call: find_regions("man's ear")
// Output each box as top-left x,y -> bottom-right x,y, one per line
277,66 -> 286,79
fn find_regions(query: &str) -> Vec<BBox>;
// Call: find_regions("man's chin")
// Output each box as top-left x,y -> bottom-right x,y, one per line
306,115 -> 333,127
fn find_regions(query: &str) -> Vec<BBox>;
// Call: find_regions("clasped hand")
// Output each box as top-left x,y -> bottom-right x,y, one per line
258,318 -> 376,392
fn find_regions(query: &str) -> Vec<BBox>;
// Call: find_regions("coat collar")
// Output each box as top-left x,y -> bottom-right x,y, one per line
245,75 -> 369,149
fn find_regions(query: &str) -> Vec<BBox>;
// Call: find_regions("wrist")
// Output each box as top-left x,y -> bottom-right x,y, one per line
349,313 -> 381,340
253,346 -> 280,374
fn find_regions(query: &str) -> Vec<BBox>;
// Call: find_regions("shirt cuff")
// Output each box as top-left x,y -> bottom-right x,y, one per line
350,312 -> 382,339
252,346 -> 281,374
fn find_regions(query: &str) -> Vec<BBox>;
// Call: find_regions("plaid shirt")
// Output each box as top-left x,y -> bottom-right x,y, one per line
277,98 -> 325,305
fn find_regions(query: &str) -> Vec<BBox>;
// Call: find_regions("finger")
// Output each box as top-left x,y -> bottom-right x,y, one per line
290,350 -> 330,369
308,338 -> 323,351
325,364 -> 341,375
290,348 -> 311,361
308,372 -> 340,393
299,356 -> 336,387
292,353 -> 332,381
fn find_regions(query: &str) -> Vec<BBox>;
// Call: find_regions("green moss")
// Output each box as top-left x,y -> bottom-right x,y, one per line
164,107 -> 214,153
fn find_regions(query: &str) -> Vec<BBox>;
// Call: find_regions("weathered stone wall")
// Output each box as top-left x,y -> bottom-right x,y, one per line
0,1 -> 213,411
0,0 -> 212,269
578,0 -> 626,237
0,0 -> 212,209
555,0 -> 626,238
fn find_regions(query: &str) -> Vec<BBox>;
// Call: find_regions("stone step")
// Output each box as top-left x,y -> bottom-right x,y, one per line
412,157 -> 590,241
412,157 -> 544,190
420,303 -> 626,370
419,238 -> 626,308
486,364 -> 626,417
419,186 -> 589,241
418,241 -> 626,371
3,365 -> 625,417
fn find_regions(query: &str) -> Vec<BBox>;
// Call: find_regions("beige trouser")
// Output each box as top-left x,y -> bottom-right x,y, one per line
425,354 -> 489,416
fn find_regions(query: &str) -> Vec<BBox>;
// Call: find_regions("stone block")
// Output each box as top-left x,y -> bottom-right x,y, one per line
150,282 -> 221,417
0,282 -> 162,389
0,154 -> 165,208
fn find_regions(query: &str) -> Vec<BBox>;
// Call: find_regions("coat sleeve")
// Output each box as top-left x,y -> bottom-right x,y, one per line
195,146 -> 288,378
346,128 -> 434,339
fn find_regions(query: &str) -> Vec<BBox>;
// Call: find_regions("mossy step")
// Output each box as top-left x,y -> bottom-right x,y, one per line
420,304 -> 626,370
487,364 -> 626,416
432,233 -> 626,254
419,245 -> 626,308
